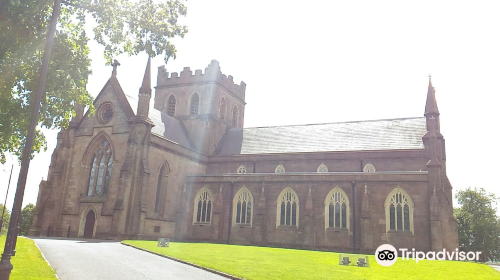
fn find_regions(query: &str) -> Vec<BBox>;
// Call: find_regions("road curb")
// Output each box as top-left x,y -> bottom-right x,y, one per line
121,242 -> 243,280
30,237 -> 60,280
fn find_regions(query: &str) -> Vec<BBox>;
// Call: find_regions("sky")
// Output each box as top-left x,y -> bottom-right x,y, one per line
1,0 -> 500,211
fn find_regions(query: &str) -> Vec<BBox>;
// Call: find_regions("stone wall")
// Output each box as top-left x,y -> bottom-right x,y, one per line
180,172 -> 432,253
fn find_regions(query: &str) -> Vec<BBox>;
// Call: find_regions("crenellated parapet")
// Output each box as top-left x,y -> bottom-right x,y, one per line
157,60 -> 246,99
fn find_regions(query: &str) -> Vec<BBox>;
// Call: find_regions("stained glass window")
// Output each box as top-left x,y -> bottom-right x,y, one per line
386,188 -> 413,232
278,188 -> 299,227
194,188 -> 213,223
325,188 -> 349,229
86,139 -> 113,197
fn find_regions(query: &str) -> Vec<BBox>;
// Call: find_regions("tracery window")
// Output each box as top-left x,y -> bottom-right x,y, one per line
325,187 -> 349,229
87,139 -> 113,196
277,187 -> 299,227
385,188 -> 414,233
194,187 -> 213,224
219,97 -> 226,120
317,163 -> 328,173
232,105 -> 238,127
167,95 -> 176,116
363,163 -> 376,172
275,164 -> 285,174
237,165 -> 247,174
190,93 -> 199,115
154,163 -> 169,214
233,187 -> 253,225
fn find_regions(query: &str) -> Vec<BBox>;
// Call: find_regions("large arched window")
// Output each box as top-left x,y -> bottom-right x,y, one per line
154,162 -> 170,214
277,187 -> 299,227
190,93 -> 200,115
233,187 -> 253,225
385,187 -> 414,233
324,187 -> 349,230
167,95 -> 176,116
219,97 -> 226,120
193,187 -> 213,224
232,105 -> 238,127
87,139 -> 113,196
275,164 -> 285,174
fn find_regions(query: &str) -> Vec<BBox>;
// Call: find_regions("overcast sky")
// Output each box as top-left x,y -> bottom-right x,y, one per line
1,0 -> 499,211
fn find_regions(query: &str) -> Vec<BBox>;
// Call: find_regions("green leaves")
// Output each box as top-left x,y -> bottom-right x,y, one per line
0,0 -> 188,162
19,203 -> 35,236
454,187 -> 500,262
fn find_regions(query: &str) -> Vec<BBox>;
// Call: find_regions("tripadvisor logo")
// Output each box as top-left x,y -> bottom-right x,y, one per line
375,244 -> 398,266
375,244 -> 482,266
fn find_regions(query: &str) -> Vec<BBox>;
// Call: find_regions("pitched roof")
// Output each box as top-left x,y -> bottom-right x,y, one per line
216,117 -> 427,155
123,94 -> 193,149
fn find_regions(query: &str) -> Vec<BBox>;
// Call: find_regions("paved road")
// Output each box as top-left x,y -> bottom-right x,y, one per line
489,263 -> 500,273
33,238 -> 229,280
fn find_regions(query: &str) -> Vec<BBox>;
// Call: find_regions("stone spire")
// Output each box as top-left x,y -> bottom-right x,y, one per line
139,57 -> 152,95
137,57 -> 152,117
425,76 -> 439,116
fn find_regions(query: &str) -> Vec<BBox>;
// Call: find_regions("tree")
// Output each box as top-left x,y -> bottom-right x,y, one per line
454,187 -> 500,262
19,203 -> 35,236
0,204 -> 11,235
0,0 -> 188,163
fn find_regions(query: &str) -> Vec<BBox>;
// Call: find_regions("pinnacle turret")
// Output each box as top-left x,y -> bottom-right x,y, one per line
139,57 -> 152,96
425,76 -> 439,116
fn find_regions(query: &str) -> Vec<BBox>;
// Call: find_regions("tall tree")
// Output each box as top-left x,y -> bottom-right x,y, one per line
0,204 -> 11,235
19,203 -> 35,236
0,0 -> 188,163
454,187 -> 500,262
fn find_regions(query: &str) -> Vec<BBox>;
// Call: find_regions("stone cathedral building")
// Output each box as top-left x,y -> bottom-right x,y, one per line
29,58 -> 458,253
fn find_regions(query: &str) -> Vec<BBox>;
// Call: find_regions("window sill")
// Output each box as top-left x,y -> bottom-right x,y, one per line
277,225 -> 298,230
233,224 -> 252,228
79,196 -> 107,203
387,230 -> 413,235
325,227 -> 349,232
193,222 -> 211,226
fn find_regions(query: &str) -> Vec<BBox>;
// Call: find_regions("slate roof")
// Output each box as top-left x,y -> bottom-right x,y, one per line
124,94 -> 193,150
216,117 -> 427,155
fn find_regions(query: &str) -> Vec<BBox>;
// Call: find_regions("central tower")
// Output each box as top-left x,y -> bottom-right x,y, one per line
155,60 -> 246,155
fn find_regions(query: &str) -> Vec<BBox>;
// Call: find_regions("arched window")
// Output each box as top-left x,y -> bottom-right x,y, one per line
154,163 -> 169,214
324,187 -> 349,229
275,164 -> 285,174
237,165 -> 246,174
193,187 -> 213,224
167,95 -> 176,116
190,93 -> 200,115
233,187 -> 253,225
219,97 -> 226,120
317,163 -> 328,173
87,139 -> 113,196
363,163 -> 376,172
232,105 -> 238,127
277,187 -> 299,227
385,187 -> 414,233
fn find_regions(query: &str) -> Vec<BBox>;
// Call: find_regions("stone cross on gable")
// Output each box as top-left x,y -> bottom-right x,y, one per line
112,59 -> 121,77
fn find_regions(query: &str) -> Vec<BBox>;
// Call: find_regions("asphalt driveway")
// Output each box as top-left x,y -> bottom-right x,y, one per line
32,238 -> 229,280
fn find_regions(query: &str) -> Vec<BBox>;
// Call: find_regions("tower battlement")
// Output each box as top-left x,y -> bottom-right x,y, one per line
157,60 -> 246,99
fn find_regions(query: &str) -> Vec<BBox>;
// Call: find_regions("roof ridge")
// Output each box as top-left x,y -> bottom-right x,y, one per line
240,116 -> 425,130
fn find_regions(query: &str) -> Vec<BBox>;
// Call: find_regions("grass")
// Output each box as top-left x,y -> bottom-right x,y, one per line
123,240 -> 500,280
0,236 -> 57,280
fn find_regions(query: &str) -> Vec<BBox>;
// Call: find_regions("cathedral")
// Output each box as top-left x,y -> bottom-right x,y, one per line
29,58 -> 458,253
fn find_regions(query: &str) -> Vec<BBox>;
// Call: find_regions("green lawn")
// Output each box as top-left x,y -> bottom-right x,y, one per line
0,236 -> 57,280
123,240 -> 500,280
